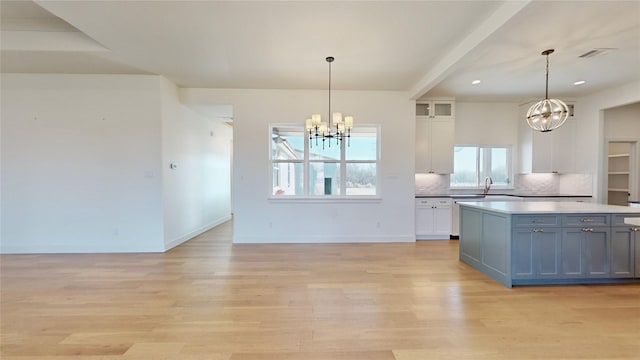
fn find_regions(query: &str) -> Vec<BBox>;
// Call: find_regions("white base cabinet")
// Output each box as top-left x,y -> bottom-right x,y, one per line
416,198 -> 452,239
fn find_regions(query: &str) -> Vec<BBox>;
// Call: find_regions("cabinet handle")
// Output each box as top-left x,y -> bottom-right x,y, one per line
580,218 -> 594,222
533,229 -> 544,233
582,228 -> 594,232
631,227 -> 640,232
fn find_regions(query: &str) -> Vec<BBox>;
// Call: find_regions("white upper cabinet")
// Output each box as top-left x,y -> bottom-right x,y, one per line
416,100 -> 455,119
415,100 -> 455,174
518,102 -> 576,174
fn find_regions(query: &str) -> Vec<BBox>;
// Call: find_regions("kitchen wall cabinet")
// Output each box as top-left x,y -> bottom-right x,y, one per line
518,102 -> 576,173
519,118 -> 576,173
416,198 -> 452,239
415,102 -> 455,174
416,100 -> 455,119
415,100 -> 455,174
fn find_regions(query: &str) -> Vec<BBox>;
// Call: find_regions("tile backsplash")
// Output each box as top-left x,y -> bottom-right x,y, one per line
415,173 -> 592,196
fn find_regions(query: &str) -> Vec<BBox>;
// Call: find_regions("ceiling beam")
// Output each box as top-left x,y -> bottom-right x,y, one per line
1,30 -> 108,52
409,0 -> 532,100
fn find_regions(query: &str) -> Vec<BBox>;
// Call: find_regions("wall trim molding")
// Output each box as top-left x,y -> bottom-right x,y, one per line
164,215 -> 232,251
232,234 -> 416,244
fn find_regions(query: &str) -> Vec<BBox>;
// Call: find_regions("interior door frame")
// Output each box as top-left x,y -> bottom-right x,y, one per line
605,139 -> 637,205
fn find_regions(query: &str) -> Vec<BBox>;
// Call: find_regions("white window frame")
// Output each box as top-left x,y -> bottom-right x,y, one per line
450,144 -> 514,190
270,124 -> 381,199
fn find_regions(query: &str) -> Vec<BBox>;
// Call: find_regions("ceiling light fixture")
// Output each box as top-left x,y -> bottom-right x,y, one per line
306,56 -> 353,149
526,49 -> 569,132
573,80 -> 586,86
471,79 -> 481,85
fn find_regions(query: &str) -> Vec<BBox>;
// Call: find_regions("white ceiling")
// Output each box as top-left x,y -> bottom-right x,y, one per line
2,0 -> 639,102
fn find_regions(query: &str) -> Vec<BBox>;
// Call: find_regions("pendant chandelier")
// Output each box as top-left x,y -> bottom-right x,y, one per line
526,49 -> 569,132
306,56 -> 354,148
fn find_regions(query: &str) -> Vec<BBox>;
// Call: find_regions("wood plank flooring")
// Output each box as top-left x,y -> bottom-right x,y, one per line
2,220 -> 639,359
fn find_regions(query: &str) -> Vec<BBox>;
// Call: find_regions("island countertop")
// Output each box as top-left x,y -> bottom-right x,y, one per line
457,201 -> 640,214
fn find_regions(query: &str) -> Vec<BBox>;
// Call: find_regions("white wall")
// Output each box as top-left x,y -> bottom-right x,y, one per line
1,74 -> 232,253
1,74 -> 164,253
181,88 -> 415,243
159,78 -> 232,250
576,80 -> 640,202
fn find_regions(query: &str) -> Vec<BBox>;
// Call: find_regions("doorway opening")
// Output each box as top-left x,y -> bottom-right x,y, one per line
606,141 -> 636,206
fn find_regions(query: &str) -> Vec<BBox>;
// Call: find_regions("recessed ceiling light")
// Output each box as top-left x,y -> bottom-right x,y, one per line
471,80 -> 481,85
574,80 -> 586,86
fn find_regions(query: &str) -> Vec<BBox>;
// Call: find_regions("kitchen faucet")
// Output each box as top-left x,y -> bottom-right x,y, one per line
483,176 -> 493,195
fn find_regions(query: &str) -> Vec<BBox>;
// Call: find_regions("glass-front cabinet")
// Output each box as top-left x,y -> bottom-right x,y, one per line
416,100 -> 454,119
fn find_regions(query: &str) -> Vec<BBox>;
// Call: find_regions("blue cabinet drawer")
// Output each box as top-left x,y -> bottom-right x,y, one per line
562,214 -> 609,227
513,215 -> 561,227
612,214 -> 640,226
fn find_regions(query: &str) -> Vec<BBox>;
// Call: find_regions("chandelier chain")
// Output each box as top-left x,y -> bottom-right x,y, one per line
306,56 -> 352,148
328,58 -> 332,128
545,52 -> 549,99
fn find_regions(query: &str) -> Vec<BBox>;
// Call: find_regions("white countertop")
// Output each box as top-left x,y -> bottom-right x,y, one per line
458,201 -> 640,214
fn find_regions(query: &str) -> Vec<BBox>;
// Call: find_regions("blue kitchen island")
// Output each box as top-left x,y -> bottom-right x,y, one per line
459,201 -> 640,288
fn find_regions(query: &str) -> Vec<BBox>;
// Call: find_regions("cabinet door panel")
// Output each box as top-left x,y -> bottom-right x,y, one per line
415,119 -> 430,172
430,119 -> 454,174
536,230 -> 562,277
635,234 -> 640,278
433,206 -> 452,235
561,230 -> 584,277
611,228 -> 634,278
415,207 -> 435,235
460,208 -> 482,264
551,118 -> 575,173
482,213 -> 509,274
433,102 -> 453,118
512,231 -> 534,278
531,130 -> 553,173
585,229 -> 610,277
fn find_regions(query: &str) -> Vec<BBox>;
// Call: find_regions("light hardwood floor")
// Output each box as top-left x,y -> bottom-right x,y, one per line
2,220 -> 639,359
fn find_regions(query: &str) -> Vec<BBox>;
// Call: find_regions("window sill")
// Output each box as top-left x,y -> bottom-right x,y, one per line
268,196 -> 382,204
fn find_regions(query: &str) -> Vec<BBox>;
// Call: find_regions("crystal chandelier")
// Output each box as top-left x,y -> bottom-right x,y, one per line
526,49 -> 569,132
306,56 -> 354,148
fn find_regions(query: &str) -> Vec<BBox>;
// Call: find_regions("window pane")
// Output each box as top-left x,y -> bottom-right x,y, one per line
490,147 -> 509,185
270,124 -> 379,197
479,148 -> 488,182
450,146 -> 478,187
346,163 -> 376,195
346,129 -> 377,160
309,162 -> 340,195
272,127 -> 304,160
309,142 -> 340,161
272,162 -> 304,195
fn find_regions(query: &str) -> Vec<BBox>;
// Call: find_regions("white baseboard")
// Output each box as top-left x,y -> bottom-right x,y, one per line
233,234 -> 415,244
164,215 -> 232,251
